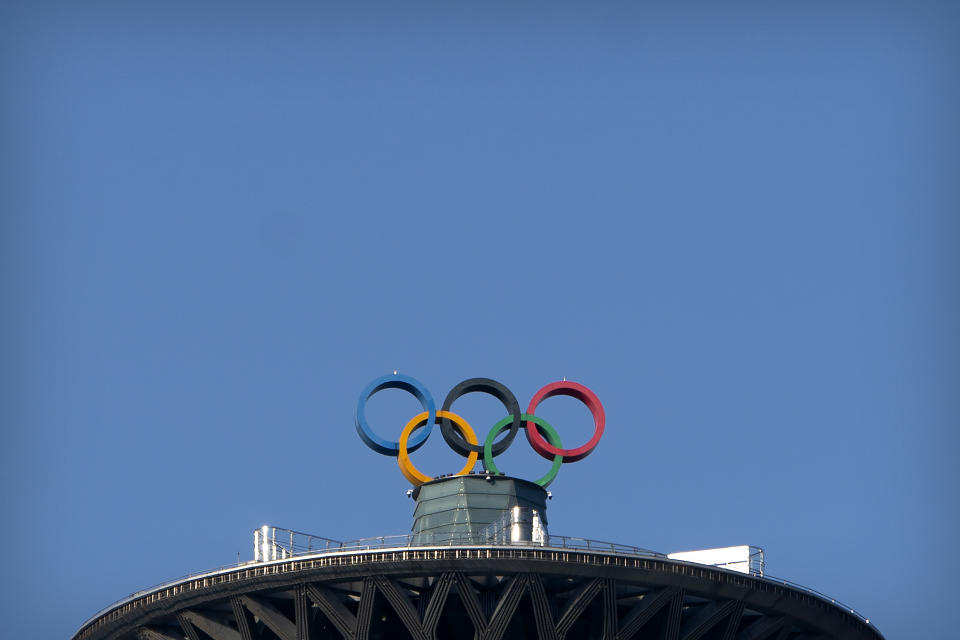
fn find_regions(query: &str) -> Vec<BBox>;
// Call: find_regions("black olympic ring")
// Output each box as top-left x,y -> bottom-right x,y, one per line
440,378 -> 523,457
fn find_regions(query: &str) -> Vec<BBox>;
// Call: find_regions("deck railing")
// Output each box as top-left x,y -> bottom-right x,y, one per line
253,524 -> 667,561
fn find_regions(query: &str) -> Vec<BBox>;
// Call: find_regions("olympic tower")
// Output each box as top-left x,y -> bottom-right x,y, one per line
74,374 -> 884,640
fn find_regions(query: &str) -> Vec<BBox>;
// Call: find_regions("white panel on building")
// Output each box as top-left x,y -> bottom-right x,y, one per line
667,545 -> 764,576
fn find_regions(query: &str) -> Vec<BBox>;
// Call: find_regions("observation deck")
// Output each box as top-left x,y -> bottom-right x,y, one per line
73,527 -> 882,640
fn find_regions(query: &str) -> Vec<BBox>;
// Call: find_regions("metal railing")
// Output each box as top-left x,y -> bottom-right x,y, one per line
254,525 -> 345,560
254,525 -> 668,559
758,575 -> 876,627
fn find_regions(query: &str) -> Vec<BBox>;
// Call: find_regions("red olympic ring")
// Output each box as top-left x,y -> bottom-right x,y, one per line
524,381 -> 605,463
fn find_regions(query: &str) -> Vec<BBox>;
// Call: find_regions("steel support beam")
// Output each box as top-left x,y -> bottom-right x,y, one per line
556,577 -> 603,639
721,602 -> 745,640
231,598 -> 254,640
483,574 -> 527,640
420,572 -> 454,640
602,579 -> 618,640
454,572 -> 487,640
306,583 -> 358,640
240,595 -> 297,640
372,575 -> 428,640
617,588 -> 680,640
180,610 -> 241,640
176,614 -> 201,640
453,573 -> 527,640
355,578 -> 376,640
663,589 -> 685,640
527,573 -> 557,640
296,584 -> 311,640
681,601 -> 737,640
367,572 -> 454,640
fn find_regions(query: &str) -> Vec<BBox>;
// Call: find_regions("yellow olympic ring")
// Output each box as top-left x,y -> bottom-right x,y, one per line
398,410 -> 478,486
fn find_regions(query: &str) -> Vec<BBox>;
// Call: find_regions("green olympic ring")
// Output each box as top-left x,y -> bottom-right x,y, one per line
484,414 -> 563,488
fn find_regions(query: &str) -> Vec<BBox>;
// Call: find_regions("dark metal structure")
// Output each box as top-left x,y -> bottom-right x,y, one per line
73,476 -> 883,640
73,545 -> 881,640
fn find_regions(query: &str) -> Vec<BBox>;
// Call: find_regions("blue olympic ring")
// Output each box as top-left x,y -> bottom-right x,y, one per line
355,374 -> 436,456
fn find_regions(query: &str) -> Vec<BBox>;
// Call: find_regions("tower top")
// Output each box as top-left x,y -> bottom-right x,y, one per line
411,475 -> 548,544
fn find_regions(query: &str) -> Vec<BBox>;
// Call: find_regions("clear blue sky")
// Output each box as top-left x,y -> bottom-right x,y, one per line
1,2 -> 957,639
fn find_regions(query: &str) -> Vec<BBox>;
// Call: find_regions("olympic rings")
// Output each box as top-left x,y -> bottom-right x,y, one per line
398,411 -> 478,486
483,414 -> 563,488
356,374 -> 435,456
355,374 -> 605,486
441,378 -> 522,457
